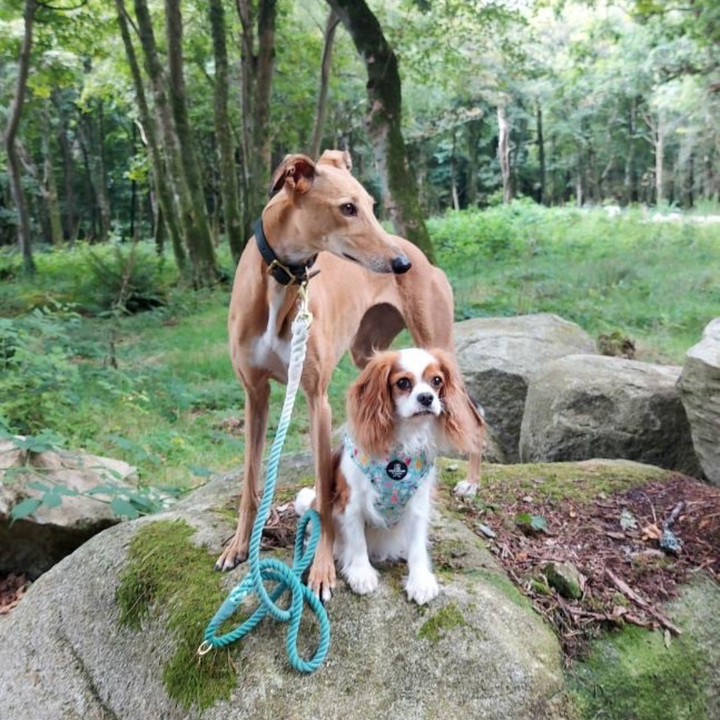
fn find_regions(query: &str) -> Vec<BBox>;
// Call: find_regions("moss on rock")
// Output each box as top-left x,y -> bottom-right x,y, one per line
116,519 -> 236,710
418,602 -> 468,643
439,457 -> 674,504
567,577 -> 720,720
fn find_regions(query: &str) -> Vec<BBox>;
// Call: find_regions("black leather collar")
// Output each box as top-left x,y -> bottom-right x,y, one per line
254,218 -> 318,286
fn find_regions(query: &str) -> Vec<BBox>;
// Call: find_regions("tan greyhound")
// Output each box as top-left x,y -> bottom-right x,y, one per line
217,149 -> 484,600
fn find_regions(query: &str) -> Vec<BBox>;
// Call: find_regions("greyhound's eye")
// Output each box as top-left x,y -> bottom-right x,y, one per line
396,377 -> 411,391
340,202 -> 357,217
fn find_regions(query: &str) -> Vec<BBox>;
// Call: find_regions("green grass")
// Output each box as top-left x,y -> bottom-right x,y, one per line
1,203 -> 718,490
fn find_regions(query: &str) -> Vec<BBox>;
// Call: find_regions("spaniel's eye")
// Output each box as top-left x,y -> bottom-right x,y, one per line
431,376 -> 443,387
396,377 -> 411,391
340,202 -> 357,217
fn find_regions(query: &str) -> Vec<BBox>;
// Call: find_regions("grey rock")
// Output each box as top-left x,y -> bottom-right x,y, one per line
0,459 -> 570,720
544,562 -> 585,600
678,318 -> 720,485
455,314 -> 596,461
0,439 -> 138,578
519,355 -> 702,476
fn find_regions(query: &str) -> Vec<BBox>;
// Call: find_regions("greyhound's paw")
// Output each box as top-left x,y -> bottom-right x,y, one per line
454,480 -> 478,499
308,545 -> 337,604
215,536 -> 249,572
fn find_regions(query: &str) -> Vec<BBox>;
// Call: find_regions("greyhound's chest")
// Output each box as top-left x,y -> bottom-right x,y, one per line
249,290 -> 291,382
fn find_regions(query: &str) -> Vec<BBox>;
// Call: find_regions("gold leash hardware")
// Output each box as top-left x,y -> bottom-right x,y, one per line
196,641 -> 213,657
297,281 -> 313,325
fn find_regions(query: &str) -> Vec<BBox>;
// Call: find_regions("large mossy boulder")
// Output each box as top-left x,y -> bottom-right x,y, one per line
519,355 -> 702,476
0,457 -> 568,720
678,318 -> 720,485
454,314 -> 596,461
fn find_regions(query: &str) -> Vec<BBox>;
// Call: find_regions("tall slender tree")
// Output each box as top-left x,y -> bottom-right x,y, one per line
310,10 -> 340,159
208,0 -> 244,263
115,0 -> 186,270
4,0 -> 36,274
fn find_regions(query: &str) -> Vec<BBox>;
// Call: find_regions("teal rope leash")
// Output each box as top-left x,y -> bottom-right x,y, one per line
198,284 -> 330,673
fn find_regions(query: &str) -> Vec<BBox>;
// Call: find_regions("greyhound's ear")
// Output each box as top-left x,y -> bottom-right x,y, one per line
269,154 -> 316,196
318,149 -> 352,172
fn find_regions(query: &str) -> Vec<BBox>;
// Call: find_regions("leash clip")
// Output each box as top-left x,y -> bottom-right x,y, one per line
297,281 -> 313,326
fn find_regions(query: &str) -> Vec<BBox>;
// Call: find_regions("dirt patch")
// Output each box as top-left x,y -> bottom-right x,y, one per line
0,573 -> 30,615
447,474 -> 720,660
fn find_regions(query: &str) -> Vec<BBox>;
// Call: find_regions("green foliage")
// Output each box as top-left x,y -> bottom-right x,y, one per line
0,305 -> 82,434
116,519 -> 236,709
431,203 -> 720,361
85,242 -> 166,314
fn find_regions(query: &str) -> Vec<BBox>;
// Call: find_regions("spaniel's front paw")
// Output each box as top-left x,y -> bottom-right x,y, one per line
345,564 -> 379,595
405,572 -> 439,605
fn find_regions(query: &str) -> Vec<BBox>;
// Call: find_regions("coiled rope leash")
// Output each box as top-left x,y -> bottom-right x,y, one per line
198,282 -> 330,673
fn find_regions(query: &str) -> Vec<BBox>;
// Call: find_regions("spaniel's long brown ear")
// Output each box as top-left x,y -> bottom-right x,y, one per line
433,348 -> 485,455
346,352 -> 397,457
269,154 -> 316,197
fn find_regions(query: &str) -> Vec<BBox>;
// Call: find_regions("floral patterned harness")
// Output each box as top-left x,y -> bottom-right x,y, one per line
343,434 -> 432,525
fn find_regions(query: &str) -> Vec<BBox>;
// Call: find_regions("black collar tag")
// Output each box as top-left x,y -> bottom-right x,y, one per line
254,218 -> 318,286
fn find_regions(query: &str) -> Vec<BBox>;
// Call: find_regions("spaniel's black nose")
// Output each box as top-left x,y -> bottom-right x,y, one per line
417,392 -> 434,407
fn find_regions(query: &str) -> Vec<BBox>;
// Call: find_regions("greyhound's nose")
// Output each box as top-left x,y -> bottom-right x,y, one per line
391,255 -> 412,274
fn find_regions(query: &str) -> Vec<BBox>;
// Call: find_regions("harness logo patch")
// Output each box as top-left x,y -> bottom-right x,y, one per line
386,460 -> 408,480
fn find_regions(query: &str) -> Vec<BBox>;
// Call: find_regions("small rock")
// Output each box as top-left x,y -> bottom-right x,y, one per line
544,561 -> 586,600
477,524 -> 496,539
660,529 -> 683,555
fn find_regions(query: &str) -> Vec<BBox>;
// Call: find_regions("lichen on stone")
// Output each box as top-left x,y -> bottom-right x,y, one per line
418,602 -> 468,643
116,519 -> 237,710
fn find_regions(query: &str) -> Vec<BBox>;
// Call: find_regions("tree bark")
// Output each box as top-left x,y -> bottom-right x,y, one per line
235,0 -> 278,235
310,10 -> 340,159
536,101 -> 546,205
41,123 -> 63,246
3,0 -> 36,274
326,0 -> 434,261
497,102 -> 512,203
164,0 -> 217,283
208,0 -> 244,263
656,111 -> 665,205
115,0 -> 185,269
466,118 -> 481,207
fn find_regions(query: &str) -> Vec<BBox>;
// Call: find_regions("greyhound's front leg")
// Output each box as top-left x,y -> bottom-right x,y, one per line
216,380 -> 270,571
305,390 -> 337,602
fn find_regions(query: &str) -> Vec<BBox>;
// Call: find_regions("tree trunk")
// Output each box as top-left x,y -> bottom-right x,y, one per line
92,103 -> 112,242
3,0 -> 36,274
54,91 -> 77,242
497,103 -> 512,203
624,100 -> 638,204
41,125 -> 64,247
536,101 -> 546,205
326,0 -> 434,261
165,0 -> 217,284
656,112 -> 665,205
115,0 -> 185,269
310,10 -> 340,159
450,129 -> 460,211
235,0 -> 254,240
208,0 -> 244,263
466,118 -> 481,207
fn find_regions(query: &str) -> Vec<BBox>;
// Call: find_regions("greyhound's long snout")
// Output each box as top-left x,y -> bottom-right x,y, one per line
391,255 -> 412,274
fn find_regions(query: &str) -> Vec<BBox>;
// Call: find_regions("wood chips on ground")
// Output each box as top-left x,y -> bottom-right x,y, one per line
446,474 -> 720,660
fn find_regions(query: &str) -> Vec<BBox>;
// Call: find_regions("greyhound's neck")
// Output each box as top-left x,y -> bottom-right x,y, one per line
261,200 -> 317,266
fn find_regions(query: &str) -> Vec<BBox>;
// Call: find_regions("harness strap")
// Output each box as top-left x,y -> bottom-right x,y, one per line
254,218 -> 319,286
